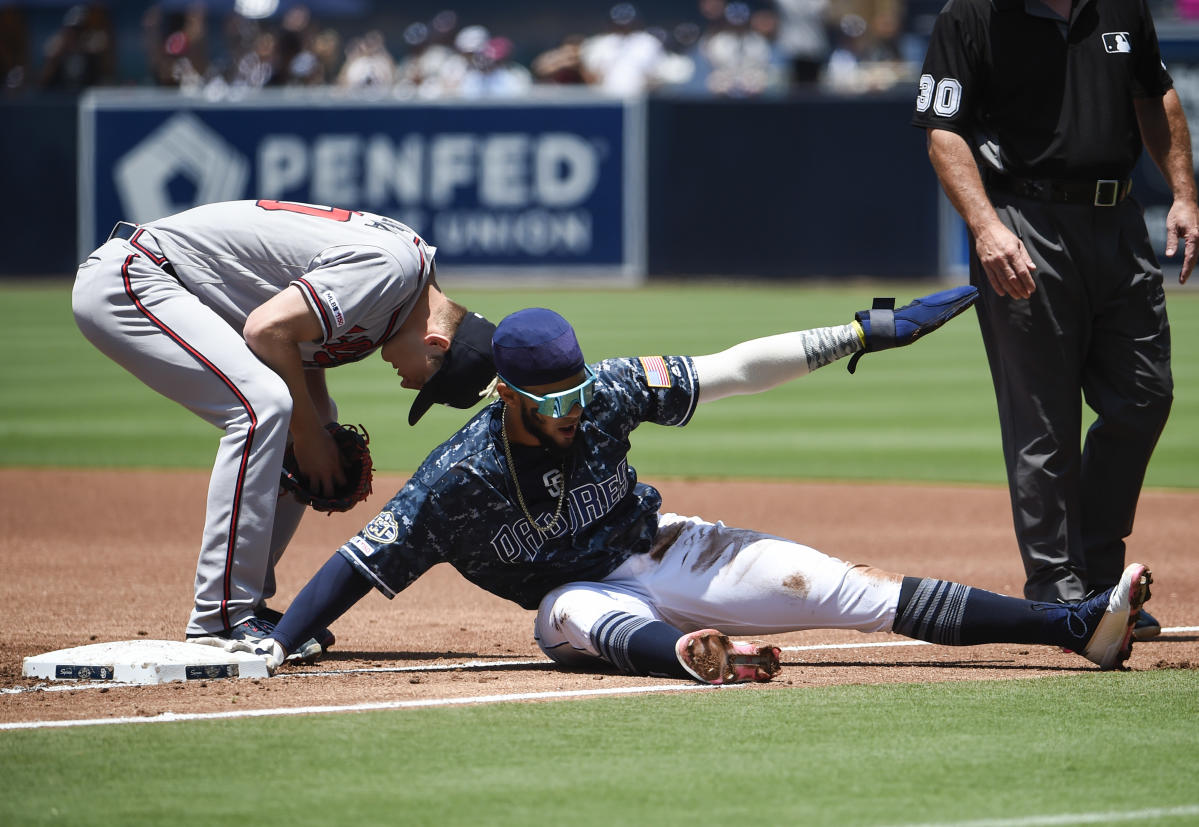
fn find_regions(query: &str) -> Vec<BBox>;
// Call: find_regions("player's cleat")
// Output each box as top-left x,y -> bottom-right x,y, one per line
255,603 -> 336,664
1132,608 -> 1161,641
675,629 -> 782,685
186,615 -> 277,652
1076,563 -> 1153,670
847,285 -> 979,373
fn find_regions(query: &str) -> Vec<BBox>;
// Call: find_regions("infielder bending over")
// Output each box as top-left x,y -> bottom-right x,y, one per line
252,295 -> 1153,683
73,200 -> 497,654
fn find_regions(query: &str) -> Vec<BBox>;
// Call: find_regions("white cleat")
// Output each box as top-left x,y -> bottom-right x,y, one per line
1081,563 -> 1153,670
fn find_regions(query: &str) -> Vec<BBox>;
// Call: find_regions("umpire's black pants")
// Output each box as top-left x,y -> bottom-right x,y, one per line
970,193 -> 1173,603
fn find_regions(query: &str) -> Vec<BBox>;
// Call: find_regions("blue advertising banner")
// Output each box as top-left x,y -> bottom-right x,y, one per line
79,90 -> 645,284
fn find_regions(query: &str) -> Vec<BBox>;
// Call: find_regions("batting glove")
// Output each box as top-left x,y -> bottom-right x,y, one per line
847,285 -> 978,373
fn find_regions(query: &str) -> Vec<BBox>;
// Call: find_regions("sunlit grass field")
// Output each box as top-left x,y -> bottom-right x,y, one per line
4,280 -> 1197,488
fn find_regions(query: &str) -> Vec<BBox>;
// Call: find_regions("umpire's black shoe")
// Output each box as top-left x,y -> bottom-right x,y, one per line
1133,608 -> 1162,641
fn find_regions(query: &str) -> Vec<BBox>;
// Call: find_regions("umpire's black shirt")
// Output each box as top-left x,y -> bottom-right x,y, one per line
912,0 -> 1174,180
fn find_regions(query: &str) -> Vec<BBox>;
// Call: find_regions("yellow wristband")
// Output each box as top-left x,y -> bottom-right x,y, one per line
852,320 -> 866,347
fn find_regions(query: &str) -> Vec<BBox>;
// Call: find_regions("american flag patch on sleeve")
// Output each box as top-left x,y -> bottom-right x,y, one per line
639,356 -> 672,388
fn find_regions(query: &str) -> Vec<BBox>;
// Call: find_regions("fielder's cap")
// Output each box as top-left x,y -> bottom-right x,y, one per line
408,312 -> 498,426
492,308 -> 585,388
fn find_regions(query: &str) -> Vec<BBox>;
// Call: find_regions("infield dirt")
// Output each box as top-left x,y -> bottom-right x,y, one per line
2,469 -> 1195,724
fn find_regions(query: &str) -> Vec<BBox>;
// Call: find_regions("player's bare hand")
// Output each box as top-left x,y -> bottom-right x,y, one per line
1164,198 -> 1199,284
975,221 -> 1036,299
290,425 -> 347,497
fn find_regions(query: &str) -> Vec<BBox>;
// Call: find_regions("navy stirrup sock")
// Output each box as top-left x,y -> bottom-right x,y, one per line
590,612 -> 690,678
894,576 -> 1077,648
273,553 -> 372,654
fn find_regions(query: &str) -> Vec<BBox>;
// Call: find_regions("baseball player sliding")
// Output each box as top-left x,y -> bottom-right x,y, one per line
72,200 -> 497,656
249,295 -> 1152,682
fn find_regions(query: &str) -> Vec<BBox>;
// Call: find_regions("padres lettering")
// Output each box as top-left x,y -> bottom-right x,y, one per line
490,459 -> 630,563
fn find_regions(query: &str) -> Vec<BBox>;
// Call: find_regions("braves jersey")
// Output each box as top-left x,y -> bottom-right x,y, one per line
912,0 -> 1173,179
141,200 -> 435,367
339,355 -> 701,609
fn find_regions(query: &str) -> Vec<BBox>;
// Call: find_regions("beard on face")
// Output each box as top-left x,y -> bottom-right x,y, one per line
519,402 -> 577,460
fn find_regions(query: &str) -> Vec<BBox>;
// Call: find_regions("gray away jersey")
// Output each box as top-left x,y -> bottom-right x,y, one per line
142,200 -> 434,367
340,355 -> 701,609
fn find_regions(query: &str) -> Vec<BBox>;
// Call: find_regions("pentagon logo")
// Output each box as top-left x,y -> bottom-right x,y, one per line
113,112 -> 249,221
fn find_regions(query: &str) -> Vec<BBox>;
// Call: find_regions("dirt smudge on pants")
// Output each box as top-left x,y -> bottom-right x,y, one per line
649,521 -> 687,561
782,572 -> 811,597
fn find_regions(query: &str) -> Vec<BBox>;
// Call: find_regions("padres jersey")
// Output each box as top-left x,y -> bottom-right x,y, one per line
339,355 -> 700,609
142,200 -> 435,367
912,0 -> 1173,179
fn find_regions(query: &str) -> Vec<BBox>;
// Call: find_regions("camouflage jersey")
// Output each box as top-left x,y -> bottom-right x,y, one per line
339,355 -> 700,609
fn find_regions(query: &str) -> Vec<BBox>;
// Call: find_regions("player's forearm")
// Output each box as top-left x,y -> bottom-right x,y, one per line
303,367 -> 337,423
927,128 -> 1004,236
1137,90 -> 1198,204
244,327 -> 324,438
273,552 -> 372,655
693,324 -> 863,403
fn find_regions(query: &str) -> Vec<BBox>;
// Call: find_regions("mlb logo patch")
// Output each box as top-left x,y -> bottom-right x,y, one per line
1102,32 -> 1132,53
322,289 -> 346,328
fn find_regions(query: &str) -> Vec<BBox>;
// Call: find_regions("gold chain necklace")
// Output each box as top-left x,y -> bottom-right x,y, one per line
501,405 -> 568,535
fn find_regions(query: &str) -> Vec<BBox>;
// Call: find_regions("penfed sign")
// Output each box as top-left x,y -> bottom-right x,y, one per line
80,90 -> 645,283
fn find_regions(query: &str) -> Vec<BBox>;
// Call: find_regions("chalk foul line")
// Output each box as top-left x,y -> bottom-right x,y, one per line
3,627 -> 1197,730
884,804 -> 1199,827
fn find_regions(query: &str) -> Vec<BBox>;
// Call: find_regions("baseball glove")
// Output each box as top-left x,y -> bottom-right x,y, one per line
846,285 -> 978,374
280,423 -> 373,513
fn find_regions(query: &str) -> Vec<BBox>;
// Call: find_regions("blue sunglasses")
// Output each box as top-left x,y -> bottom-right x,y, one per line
501,366 -> 596,418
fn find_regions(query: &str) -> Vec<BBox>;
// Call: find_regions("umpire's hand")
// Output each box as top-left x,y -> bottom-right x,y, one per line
1165,198 -> 1199,284
974,219 -> 1036,300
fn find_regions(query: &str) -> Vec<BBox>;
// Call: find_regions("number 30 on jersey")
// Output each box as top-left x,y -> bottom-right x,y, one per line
916,74 -> 963,117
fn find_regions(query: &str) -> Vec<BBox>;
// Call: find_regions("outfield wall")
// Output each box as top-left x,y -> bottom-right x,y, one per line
1,86 -> 1192,281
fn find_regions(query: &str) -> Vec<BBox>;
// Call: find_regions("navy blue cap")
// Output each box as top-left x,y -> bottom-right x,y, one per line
492,308 -> 585,388
408,311 -> 498,426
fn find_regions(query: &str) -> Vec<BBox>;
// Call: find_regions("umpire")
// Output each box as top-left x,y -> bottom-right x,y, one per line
912,0 -> 1198,636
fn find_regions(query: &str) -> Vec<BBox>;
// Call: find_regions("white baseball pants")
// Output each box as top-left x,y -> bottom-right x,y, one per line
534,513 -> 902,665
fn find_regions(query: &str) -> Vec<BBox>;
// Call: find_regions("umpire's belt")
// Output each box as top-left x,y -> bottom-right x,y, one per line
109,221 -> 178,277
985,171 -> 1132,207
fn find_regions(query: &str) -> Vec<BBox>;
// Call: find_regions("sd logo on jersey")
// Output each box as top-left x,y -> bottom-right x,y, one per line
364,511 -> 399,544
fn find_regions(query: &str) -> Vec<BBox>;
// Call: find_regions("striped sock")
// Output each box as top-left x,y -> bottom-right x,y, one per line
894,576 -> 1076,648
892,577 -> 972,646
590,612 -> 688,677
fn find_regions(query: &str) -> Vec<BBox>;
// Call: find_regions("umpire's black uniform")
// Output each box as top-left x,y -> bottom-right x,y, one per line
913,0 -> 1174,602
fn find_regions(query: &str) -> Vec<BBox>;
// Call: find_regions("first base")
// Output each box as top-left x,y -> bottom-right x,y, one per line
22,640 -> 270,684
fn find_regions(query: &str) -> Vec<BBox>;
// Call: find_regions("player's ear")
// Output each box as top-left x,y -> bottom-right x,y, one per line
496,381 -> 518,405
424,332 -> 451,352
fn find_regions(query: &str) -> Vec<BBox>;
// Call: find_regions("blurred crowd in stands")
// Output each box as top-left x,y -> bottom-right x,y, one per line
0,0 -> 1190,100
0,0 -> 929,98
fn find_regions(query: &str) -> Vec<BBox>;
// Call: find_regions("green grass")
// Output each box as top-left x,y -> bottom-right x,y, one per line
3,280 -> 1197,824
3,280 -> 1197,487
2,671 -> 1197,826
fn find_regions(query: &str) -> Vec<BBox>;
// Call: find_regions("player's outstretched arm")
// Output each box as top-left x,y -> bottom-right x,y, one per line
693,286 -> 978,403
693,324 -> 863,403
